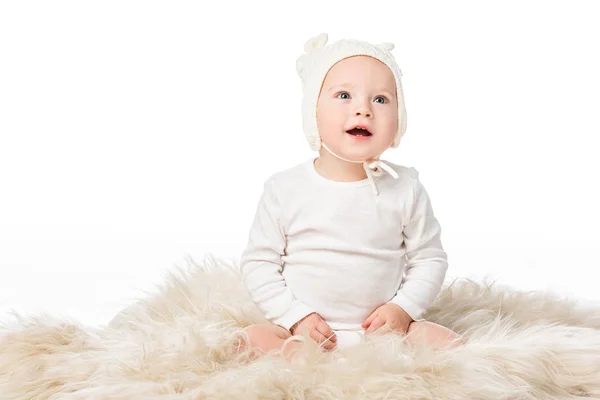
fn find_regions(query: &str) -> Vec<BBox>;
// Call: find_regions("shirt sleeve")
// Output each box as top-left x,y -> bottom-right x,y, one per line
240,177 -> 316,330
389,169 -> 448,321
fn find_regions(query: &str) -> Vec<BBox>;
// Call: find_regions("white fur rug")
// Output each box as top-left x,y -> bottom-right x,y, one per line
1,254 -> 600,399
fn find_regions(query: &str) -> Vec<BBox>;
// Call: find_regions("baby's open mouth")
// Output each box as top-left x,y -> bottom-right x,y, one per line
346,127 -> 372,137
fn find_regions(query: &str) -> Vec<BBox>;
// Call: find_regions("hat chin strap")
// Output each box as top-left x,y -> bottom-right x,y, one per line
320,141 -> 399,196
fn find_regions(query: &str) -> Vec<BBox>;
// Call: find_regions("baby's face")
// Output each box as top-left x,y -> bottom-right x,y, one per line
316,56 -> 398,161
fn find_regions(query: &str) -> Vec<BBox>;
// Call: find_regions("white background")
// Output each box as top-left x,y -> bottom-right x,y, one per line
1,1 -> 599,328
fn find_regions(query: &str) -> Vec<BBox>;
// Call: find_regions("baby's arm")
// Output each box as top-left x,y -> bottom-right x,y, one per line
240,177 -> 316,331
389,170 -> 449,321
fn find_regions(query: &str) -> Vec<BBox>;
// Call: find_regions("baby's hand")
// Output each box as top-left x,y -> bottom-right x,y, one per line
290,312 -> 337,350
362,303 -> 413,335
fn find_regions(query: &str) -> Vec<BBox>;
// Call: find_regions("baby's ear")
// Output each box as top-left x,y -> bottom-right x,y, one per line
304,33 -> 328,53
377,42 -> 395,52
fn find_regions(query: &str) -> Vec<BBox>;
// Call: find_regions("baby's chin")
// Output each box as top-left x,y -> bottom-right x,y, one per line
342,138 -> 392,158
337,145 -> 388,162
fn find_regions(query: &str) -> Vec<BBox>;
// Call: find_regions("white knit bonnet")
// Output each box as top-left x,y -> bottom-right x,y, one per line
296,33 -> 408,195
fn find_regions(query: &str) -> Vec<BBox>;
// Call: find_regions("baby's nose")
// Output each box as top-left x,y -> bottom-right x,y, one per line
354,108 -> 372,117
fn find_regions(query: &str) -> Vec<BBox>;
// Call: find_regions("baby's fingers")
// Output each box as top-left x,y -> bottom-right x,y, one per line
362,311 -> 378,329
317,320 -> 337,343
315,321 -> 337,350
311,328 -> 336,350
365,316 -> 386,334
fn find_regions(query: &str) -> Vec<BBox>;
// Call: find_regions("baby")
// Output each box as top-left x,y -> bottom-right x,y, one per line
239,33 -> 463,357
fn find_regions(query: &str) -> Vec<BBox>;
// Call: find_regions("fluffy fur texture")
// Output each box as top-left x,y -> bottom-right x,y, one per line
1,254 -> 600,399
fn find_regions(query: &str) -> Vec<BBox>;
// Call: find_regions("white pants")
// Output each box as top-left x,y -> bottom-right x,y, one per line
333,329 -> 366,348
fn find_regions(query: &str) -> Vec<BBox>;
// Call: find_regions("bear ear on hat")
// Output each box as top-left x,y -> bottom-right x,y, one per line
304,33 -> 328,53
297,33 -> 328,81
377,42 -> 395,52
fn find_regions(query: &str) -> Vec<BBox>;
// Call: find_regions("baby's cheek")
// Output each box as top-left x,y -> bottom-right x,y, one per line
383,118 -> 399,137
318,108 -> 341,129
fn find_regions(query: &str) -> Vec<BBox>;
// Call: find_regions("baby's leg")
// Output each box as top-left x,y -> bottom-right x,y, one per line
404,321 -> 464,350
239,323 -> 303,360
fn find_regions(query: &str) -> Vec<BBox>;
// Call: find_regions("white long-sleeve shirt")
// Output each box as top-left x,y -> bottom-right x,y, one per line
240,157 -> 448,333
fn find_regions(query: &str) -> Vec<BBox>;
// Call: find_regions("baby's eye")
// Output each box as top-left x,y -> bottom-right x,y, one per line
337,92 -> 350,99
374,96 -> 387,104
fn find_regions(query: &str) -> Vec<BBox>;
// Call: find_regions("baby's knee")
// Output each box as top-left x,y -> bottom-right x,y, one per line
243,323 -> 266,338
406,320 -> 464,346
406,320 -> 427,333
244,323 -> 291,340
241,323 -> 292,354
